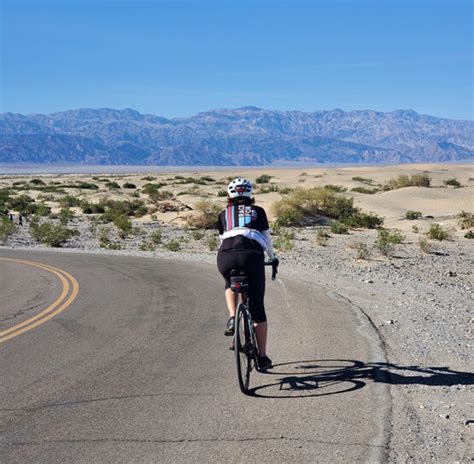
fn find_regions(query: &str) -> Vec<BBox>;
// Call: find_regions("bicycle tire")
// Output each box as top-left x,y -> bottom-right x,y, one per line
235,303 -> 252,393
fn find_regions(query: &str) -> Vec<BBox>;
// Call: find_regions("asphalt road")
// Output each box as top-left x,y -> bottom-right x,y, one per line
0,249 -> 389,463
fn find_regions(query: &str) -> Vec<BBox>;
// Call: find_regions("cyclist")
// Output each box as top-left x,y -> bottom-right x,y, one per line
217,178 -> 277,371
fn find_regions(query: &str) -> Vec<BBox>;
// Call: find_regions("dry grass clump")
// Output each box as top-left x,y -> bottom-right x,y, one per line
273,187 -> 355,226
418,237 -> 432,254
186,200 -> 221,229
375,229 -> 405,257
314,229 -> 330,246
405,210 -> 422,220
255,174 -> 273,184
273,187 -> 382,229
426,223 -> 453,241
351,186 -> 379,194
352,176 -> 376,185
385,174 -> 431,190
457,211 -> 474,229
274,230 -> 295,252
348,241 -> 370,260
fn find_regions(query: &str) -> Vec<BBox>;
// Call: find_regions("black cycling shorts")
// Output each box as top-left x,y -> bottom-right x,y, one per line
217,250 -> 267,323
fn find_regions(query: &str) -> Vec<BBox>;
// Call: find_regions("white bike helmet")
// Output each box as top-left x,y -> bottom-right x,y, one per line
227,178 -> 253,198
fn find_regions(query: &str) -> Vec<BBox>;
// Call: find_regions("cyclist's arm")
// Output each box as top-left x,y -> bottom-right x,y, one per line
261,229 -> 275,260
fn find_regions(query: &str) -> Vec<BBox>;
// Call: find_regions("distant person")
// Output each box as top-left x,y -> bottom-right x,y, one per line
9,212 -> 13,222
18,215 -> 23,226
216,178 -> 277,371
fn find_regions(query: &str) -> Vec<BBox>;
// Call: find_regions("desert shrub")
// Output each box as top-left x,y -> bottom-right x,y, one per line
457,211 -> 474,229
206,235 -> 219,251
200,176 -> 215,182
114,214 -> 132,238
73,182 -> 99,190
217,190 -> 228,197
139,241 -> 156,252
0,216 -> 16,243
149,190 -> 174,202
99,231 -> 123,250
122,182 -> 137,189
59,195 -> 81,207
177,186 -> 202,196
375,229 -> 405,256
405,210 -> 422,220
141,176 -> 157,181
349,241 -> 370,260
35,203 -> 52,217
464,230 -> 474,239
8,195 -> 51,216
58,208 -> 75,225
274,231 -> 295,251
37,194 -> 55,202
186,200 -> 220,229
172,176 -> 208,185
256,174 -> 273,184
163,239 -> 182,252
81,201 -> 106,214
343,212 -> 383,229
7,195 -> 36,215
273,187 -> 358,227
426,223 -> 452,241
443,178 -> 461,188
385,174 -> 431,190
330,222 -> 349,234
356,242 -> 370,260
352,176 -> 375,185
258,184 -> 284,194
104,199 -> 147,217
323,184 -> 347,193
142,183 -> 166,195
29,178 -> 46,186
191,229 -> 205,240
30,221 -> 79,247
351,187 -> 379,194
0,189 -> 11,213
106,181 -> 121,189
418,237 -> 432,254
150,230 -> 162,244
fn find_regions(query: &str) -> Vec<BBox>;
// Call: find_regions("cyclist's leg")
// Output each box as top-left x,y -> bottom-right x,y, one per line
217,251 -> 238,318
245,252 -> 268,356
224,287 -> 237,318
254,322 -> 268,357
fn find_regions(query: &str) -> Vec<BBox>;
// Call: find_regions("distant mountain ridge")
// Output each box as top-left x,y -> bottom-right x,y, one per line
0,107 -> 473,165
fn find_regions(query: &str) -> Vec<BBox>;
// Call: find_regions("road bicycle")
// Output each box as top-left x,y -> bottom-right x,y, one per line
230,259 -> 278,394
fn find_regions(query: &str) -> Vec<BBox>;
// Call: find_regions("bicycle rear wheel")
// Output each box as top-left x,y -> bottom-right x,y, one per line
235,303 -> 252,393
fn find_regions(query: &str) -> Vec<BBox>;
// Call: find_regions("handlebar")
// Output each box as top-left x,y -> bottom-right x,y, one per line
264,258 -> 279,281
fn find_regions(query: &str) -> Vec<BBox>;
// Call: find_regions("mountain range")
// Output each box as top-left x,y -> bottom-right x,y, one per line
0,107 -> 472,165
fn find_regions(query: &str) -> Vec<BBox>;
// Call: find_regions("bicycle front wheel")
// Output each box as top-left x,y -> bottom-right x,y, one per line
235,303 -> 252,393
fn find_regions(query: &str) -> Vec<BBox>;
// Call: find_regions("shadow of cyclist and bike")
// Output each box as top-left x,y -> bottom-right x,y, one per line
248,359 -> 474,398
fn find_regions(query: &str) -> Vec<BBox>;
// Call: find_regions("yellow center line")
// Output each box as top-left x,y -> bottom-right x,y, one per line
0,258 -> 79,343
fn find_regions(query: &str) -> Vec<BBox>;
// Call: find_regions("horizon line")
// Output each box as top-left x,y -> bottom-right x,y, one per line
1,106 -> 473,122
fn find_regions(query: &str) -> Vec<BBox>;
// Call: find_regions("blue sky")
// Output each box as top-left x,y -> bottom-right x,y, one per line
1,0 -> 472,119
